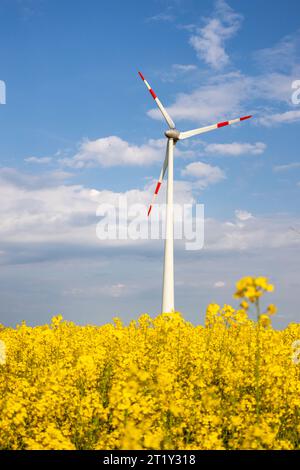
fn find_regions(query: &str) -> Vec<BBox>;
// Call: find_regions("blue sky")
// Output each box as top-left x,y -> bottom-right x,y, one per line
0,0 -> 299,328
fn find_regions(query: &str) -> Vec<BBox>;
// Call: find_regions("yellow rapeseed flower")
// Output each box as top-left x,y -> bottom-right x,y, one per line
0,277 -> 295,450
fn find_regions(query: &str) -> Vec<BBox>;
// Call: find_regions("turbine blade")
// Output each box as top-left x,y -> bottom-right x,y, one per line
138,71 -> 176,129
179,115 -> 252,140
147,141 -> 169,217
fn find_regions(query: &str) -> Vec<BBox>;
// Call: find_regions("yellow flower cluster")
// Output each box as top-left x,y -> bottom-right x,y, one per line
234,276 -> 274,302
0,279 -> 300,450
234,276 -> 277,326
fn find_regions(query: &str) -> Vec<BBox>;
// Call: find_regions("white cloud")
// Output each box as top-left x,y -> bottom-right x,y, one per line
255,32 -> 300,72
63,136 -> 165,168
157,64 -> 198,83
214,281 -> 226,288
148,56 -> 300,129
204,141 -> 266,156
0,169 -> 138,246
73,136 -> 194,168
64,283 -> 128,299
147,12 -> 174,22
189,0 -> 243,70
205,214 -> 300,252
0,167 -> 72,189
148,68 -> 300,127
182,161 -> 225,188
25,156 -> 52,164
1,167 -> 298,260
274,162 -> 300,172
235,210 -> 253,222
63,136 -> 194,169
0,166 -> 299,328
258,110 -> 300,127
254,71 -> 300,104
172,64 -> 198,73
148,72 -> 250,124
0,167 -> 195,252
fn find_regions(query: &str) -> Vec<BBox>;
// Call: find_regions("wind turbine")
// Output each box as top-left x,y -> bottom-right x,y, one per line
138,71 -> 252,313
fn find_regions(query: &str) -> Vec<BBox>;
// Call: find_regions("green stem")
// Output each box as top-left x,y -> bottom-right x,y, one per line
255,300 -> 261,421
256,298 -> 261,322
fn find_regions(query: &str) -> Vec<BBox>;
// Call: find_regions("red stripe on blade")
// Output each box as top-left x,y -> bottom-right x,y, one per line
240,115 -> 252,121
218,121 -> 229,128
155,182 -> 161,194
138,71 -> 145,81
147,206 -> 152,217
150,89 -> 157,99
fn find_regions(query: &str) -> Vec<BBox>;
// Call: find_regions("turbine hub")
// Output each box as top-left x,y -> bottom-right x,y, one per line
164,129 -> 180,141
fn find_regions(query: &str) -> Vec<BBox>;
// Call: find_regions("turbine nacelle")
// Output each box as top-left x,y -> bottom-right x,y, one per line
164,129 -> 180,141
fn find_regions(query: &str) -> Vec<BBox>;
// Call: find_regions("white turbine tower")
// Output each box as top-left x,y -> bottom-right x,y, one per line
138,71 -> 252,313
